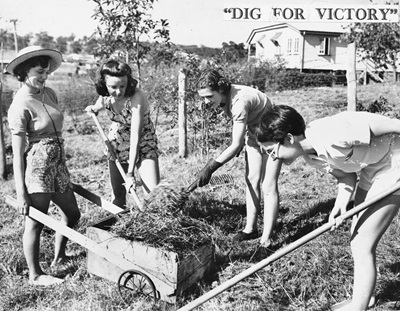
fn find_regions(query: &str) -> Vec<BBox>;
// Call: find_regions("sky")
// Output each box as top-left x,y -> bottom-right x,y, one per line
0,0 -> 385,48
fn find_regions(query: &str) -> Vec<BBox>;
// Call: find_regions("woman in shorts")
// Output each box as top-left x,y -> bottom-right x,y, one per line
7,46 -> 81,286
255,105 -> 400,310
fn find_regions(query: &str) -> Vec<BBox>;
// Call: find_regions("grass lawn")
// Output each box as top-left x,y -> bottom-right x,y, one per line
1,81 -> 400,310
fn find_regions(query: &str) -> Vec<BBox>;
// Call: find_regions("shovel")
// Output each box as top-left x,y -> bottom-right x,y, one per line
176,181 -> 400,311
89,112 -> 144,211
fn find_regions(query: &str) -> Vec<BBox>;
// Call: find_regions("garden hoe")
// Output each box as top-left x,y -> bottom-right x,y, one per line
89,112 -> 144,211
176,181 -> 400,311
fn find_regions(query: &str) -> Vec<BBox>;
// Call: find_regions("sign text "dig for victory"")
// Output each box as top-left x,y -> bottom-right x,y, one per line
223,5 -> 399,23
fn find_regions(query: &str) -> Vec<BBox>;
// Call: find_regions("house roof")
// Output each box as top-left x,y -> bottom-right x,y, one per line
246,22 -> 348,45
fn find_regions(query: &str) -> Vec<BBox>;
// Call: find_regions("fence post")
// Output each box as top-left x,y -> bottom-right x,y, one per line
346,42 -> 357,111
178,68 -> 187,158
0,81 -> 7,179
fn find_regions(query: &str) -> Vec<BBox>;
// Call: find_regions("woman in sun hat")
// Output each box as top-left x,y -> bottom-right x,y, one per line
255,104 -> 400,310
195,68 -> 282,246
7,46 -> 81,286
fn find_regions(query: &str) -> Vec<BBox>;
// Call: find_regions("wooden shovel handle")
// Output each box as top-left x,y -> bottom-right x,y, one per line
89,113 -> 144,211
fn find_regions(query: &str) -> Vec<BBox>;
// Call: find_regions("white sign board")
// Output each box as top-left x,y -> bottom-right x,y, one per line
223,2 -> 399,23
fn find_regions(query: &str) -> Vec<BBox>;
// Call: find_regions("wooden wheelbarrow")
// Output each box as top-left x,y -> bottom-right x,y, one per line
5,183 -> 213,305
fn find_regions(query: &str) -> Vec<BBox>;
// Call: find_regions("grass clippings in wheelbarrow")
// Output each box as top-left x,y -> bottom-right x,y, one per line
109,184 -> 213,258
143,179 -> 190,213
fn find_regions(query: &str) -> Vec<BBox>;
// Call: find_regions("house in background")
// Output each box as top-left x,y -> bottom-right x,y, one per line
246,22 -> 391,83
0,49 -> 17,74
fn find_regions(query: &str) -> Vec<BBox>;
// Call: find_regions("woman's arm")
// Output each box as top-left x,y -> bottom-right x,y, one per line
215,121 -> 246,164
368,114 -> 400,136
12,134 -> 30,214
127,91 -> 146,174
329,169 -> 357,224
85,96 -> 105,114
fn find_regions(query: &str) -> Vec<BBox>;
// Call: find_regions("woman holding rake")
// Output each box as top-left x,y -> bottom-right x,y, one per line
255,104 -> 400,310
195,69 -> 282,245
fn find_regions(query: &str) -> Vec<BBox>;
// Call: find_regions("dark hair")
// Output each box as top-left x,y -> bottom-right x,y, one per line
255,105 -> 306,143
13,56 -> 51,82
196,69 -> 231,95
95,60 -> 138,97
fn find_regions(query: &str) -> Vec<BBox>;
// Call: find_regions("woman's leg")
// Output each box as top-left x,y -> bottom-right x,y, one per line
349,189 -> 400,310
260,156 -> 281,247
137,157 -> 160,195
24,192 -> 64,285
51,190 -> 81,265
243,146 -> 264,235
109,160 -> 128,208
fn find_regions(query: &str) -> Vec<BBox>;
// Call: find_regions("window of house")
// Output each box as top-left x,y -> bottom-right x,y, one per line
293,38 -> 299,54
287,38 -> 292,54
249,43 -> 256,57
318,37 -> 331,56
270,32 -> 281,46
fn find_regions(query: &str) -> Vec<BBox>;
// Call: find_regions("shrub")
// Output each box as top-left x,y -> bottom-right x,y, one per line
266,70 -> 335,91
356,95 -> 400,118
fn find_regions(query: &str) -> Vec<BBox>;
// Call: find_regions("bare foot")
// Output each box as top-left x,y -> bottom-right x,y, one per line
51,255 -> 74,267
260,238 -> 272,248
29,274 -> 64,286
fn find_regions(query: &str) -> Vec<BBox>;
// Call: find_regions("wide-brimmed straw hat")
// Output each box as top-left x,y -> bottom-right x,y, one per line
5,46 -> 62,75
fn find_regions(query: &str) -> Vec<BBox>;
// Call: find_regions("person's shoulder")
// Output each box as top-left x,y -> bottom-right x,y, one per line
133,87 -> 146,97
45,87 -> 58,98
11,88 -> 30,105
130,88 -> 148,102
231,84 -> 264,101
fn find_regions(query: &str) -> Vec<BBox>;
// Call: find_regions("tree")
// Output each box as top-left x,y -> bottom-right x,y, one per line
82,36 -> 101,56
69,40 -> 83,54
146,42 -> 178,70
221,41 -> 247,63
33,32 -> 55,49
92,0 -> 170,81
0,29 -> 15,50
56,36 -> 69,54
345,23 -> 400,82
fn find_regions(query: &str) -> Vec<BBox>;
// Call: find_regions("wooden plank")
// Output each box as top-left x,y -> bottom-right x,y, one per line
86,226 -> 178,286
86,227 -> 178,302
5,196 -> 169,289
86,225 -> 214,303
176,244 -> 214,296
71,183 -> 124,215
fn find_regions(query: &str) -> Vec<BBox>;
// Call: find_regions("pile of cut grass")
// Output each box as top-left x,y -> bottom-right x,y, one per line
110,188 -> 214,258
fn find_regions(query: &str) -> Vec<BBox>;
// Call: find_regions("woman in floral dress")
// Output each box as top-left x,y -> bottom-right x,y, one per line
86,60 -> 159,208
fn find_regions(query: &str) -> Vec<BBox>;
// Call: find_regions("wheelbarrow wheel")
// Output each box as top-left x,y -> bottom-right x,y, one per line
117,269 -> 157,305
